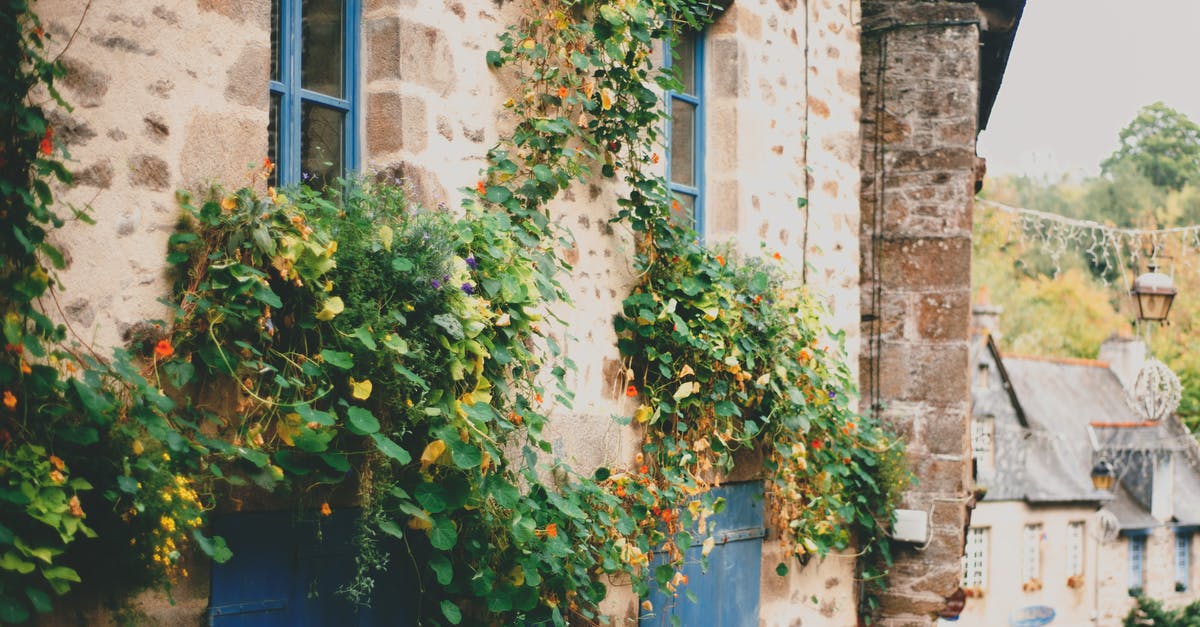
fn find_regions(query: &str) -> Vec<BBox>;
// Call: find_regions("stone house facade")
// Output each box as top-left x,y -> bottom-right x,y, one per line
31,0 -> 1019,624
966,318 -> 1200,626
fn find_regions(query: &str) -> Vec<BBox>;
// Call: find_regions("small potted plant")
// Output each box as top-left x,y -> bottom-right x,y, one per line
1067,574 -> 1085,589
1022,578 -> 1044,592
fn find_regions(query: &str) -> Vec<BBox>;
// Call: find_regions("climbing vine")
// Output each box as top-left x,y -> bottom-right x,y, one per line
1,0 -> 906,625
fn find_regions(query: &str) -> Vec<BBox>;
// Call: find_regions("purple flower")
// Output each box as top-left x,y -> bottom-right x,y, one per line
828,390 -> 837,399
465,255 -> 477,270
431,279 -> 441,289
443,274 -> 450,282
461,282 -> 475,295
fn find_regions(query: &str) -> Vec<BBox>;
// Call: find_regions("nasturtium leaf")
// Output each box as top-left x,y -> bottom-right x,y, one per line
371,433 -> 411,464
315,296 -> 344,321
430,555 -> 453,585
346,407 -> 380,435
449,440 -> 482,469
25,586 -> 51,613
415,482 -> 448,513
349,377 -> 373,400
420,440 -> 447,468
430,517 -> 458,550
378,520 -> 404,540
318,349 -> 353,369
392,257 -> 414,271
320,452 -> 351,472
0,552 -> 35,574
193,531 -> 233,563
353,327 -> 377,350
776,562 -> 789,576
0,595 -> 30,624
672,381 -> 697,400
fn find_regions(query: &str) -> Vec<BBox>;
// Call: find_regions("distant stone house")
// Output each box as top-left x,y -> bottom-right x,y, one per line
966,315 -> 1200,626
29,0 -> 1024,624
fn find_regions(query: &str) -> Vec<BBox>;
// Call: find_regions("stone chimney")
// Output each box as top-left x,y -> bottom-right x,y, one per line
1098,328 -> 1146,393
971,286 -> 1002,340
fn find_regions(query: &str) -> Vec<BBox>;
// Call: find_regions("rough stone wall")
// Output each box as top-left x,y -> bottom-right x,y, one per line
34,0 -> 866,623
859,1 -> 980,624
1095,529 -> 1200,625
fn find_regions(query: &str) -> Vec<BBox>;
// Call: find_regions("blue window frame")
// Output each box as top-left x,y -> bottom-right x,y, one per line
665,29 -> 705,234
270,0 -> 360,188
1177,531 -> 1192,590
1129,534 -> 1147,591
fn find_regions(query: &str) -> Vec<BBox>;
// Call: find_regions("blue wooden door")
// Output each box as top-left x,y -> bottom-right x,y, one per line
641,481 -> 765,627
209,510 -> 415,626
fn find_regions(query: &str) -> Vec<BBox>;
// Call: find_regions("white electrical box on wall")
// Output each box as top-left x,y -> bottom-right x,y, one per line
892,509 -> 930,544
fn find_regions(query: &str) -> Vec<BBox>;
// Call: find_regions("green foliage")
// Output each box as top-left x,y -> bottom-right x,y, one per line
1103,102 -> 1200,192
1123,595 -> 1200,626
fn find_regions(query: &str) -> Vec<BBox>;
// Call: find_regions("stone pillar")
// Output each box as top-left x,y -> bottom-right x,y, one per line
859,1 -> 980,623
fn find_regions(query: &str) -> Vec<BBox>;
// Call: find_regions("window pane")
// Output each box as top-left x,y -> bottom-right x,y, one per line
670,99 -> 695,187
302,0 -> 344,97
674,32 -> 696,95
268,93 -> 281,186
671,193 -> 695,227
301,102 -> 344,188
270,0 -> 281,82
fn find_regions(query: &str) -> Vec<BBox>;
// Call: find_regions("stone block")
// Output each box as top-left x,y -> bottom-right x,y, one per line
366,92 -> 427,155
366,16 -> 456,95
60,57 -> 110,108
710,38 -> 741,98
225,43 -> 270,109
888,147 -> 976,173
924,410 -> 968,456
877,236 -> 970,290
180,113 -> 267,187
128,154 -> 171,190
73,160 -> 114,189
916,290 -> 969,341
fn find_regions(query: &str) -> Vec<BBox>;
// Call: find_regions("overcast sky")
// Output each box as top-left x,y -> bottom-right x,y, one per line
976,0 -> 1200,180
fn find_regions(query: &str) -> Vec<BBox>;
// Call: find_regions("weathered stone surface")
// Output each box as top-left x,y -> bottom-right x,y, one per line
366,92 -> 427,155
73,160 -> 114,188
180,113 -> 266,187
143,114 -> 169,142
47,110 -> 97,146
225,43 -> 269,108
59,57 -> 110,108
128,154 -> 171,190
366,17 -> 456,95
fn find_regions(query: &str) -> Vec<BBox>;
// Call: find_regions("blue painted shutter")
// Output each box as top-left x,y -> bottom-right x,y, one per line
209,511 -> 415,626
641,481 -> 764,627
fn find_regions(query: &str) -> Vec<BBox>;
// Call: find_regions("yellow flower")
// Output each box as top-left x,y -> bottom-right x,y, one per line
132,440 -> 144,455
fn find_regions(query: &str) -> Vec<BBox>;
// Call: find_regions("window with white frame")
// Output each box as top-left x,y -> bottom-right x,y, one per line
665,29 -> 704,232
1022,524 -> 1042,582
1176,531 -> 1192,591
269,0 -> 360,187
1129,534 -> 1147,591
1067,521 -> 1085,577
972,417 -> 994,471
962,527 -> 988,588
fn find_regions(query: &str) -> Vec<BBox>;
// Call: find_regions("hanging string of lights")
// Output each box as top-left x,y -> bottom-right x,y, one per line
978,198 -> 1200,283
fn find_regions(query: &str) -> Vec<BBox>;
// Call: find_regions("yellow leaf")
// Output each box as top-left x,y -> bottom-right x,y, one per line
672,381 -> 697,401
420,440 -> 446,469
678,364 -> 695,378
315,296 -> 344,321
521,38 -> 536,49
634,405 -> 653,424
756,373 -> 770,386
220,196 -> 237,211
350,378 -> 373,400
408,515 -> 433,531
277,412 -> 302,446
600,88 -> 615,111
378,225 -> 394,251
701,536 -> 716,557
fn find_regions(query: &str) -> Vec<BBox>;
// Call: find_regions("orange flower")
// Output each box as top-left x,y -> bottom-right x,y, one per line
639,465 -> 648,474
625,384 -> 638,398
49,469 -> 65,484
39,126 -> 53,155
49,455 -> 65,471
154,339 -> 174,359
651,153 -> 660,164
546,522 -> 558,538
615,485 -> 626,497
320,502 -> 332,516
535,392 -> 543,404
476,180 -> 487,196
68,495 -> 84,518
716,255 -> 726,267
2,391 -> 15,410
773,251 -> 782,260
262,157 -> 275,173
20,359 -> 31,375
557,86 -> 569,99
671,200 -> 681,212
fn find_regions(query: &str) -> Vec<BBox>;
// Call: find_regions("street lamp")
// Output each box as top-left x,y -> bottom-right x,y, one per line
1131,264 -> 1177,323
1090,460 -> 1116,492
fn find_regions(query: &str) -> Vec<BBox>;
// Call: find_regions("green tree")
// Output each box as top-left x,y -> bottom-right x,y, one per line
1102,102 -> 1200,191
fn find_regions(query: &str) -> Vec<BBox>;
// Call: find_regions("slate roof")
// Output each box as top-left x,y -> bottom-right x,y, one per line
971,333 -> 1200,529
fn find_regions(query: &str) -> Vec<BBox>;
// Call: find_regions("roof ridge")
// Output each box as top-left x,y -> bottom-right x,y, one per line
1001,353 -> 1110,369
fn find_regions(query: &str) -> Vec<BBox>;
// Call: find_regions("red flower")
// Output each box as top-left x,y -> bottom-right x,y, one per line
154,339 -> 174,359
39,127 -> 53,156
476,180 -> 487,196
639,464 -> 648,474
625,385 -> 638,398
811,439 -> 823,451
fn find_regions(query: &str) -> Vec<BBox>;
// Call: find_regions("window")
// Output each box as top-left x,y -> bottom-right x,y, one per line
1022,524 -> 1042,583
962,527 -> 988,588
971,417 -> 994,474
270,0 -> 360,187
665,29 -> 704,233
1177,532 -> 1192,591
1129,534 -> 1147,591
1067,521 -> 1085,577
